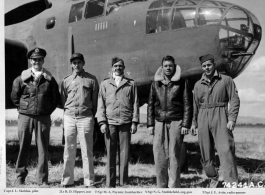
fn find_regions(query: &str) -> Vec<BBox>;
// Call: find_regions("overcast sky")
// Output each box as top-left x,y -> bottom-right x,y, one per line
3,0 -> 265,119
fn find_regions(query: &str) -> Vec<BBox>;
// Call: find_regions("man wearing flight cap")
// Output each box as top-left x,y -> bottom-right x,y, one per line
60,53 -> 99,187
96,57 -> 139,187
11,47 -> 60,186
190,54 -> 240,187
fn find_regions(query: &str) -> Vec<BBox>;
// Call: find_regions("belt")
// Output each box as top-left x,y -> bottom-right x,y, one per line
199,102 -> 227,109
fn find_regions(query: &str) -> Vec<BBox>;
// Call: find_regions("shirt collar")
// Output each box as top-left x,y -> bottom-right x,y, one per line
201,70 -> 220,84
72,69 -> 85,78
109,75 -> 129,87
31,67 -> 43,74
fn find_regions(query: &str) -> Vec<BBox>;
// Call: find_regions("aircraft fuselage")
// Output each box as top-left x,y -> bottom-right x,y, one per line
5,0 -> 262,107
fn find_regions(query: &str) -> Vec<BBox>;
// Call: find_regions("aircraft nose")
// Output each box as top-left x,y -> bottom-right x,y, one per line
217,4 -> 262,78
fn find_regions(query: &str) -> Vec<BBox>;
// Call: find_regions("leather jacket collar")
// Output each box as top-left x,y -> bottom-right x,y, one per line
21,68 -> 52,82
154,65 -> 181,82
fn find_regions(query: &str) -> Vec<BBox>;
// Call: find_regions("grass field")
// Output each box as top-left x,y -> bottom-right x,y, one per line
5,125 -> 265,188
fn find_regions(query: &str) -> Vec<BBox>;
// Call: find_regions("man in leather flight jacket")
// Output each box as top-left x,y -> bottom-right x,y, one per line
147,55 -> 192,188
11,47 -> 60,186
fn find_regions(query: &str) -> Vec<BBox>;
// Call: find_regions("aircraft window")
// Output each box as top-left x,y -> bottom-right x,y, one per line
198,8 -> 223,25
219,28 -> 252,50
68,2 -> 85,23
229,31 -> 252,49
230,56 -> 243,72
221,20 -> 227,26
244,39 -> 259,58
46,17 -> 56,29
200,1 -> 219,6
107,0 -> 135,15
246,39 -> 259,56
146,9 -> 171,34
247,11 -> 260,25
172,8 -> 196,29
174,0 -> 197,6
222,7 -> 250,33
247,12 -> 261,40
85,0 -> 105,19
220,2 -> 232,7
106,5 -> 119,15
149,0 -> 175,9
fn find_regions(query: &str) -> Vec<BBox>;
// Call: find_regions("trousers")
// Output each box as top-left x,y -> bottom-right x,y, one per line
153,120 -> 183,188
198,107 -> 238,184
16,114 -> 51,184
105,123 -> 131,187
61,115 -> 95,186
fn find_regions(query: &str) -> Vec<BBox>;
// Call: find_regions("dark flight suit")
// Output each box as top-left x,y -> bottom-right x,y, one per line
192,71 -> 240,184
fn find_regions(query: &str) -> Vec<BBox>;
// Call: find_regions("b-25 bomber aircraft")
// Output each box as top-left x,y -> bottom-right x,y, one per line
5,0 -> 263,175
5,0 -> 262,108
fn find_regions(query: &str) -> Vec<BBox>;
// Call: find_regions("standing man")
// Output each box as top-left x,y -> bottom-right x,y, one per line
60,53 -> 99,187
11,47 -> 60,186
96,57 -> 139,188
147,55 -> 193,188
190,54 -> 240,187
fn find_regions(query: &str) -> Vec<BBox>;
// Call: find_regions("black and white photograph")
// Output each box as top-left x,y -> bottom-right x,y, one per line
3,0 -> 265,194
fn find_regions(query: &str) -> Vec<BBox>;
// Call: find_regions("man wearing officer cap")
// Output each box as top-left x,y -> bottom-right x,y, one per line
190,54 -> 240,187
60,53 -> 99,187
11,47 -> 60,186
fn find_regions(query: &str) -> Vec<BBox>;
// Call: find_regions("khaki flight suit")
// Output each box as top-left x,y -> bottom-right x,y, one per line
192,71 -> 240,184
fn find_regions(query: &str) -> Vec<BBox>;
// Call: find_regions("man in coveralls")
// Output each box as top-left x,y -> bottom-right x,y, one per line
60,53 -> 99,187
190,54 -> 240,187
11,47 -> 60,186
147,55 -> 193,188
96,57 -> 139,188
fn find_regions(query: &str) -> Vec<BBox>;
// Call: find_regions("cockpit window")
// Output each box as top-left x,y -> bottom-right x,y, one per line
219,2 -> 232,7
247,11 -> 261,40
198,8 -> 224,25
172,8 -> 196,29
68,2 -> 85,23
222,7 -> 250,32
247,11 -> 260,25
149,0 -> 175,9
219,29 -> 252,50
107,0 -> 135,15
146,9 -> 171,34
85,0 -> 105,19
174,0 -> 197,6
200,1 -> 219,6
219,7 -> 254,51
106,4 -> 119,15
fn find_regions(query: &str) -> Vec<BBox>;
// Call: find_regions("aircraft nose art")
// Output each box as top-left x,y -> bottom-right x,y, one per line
217,1 -> 262,78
